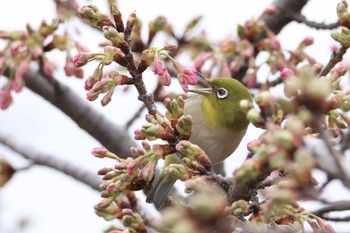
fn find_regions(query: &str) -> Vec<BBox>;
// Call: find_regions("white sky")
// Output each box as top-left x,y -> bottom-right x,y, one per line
0,0 -> 349,232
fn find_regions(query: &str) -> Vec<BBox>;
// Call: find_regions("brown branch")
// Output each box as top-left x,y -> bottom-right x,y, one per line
259,0 -> 309,37
318,46 -> 349,77
23,69 -> 135,158
312,200 -> 350,220
293,13 -> 340,30
0,133 -> 101,191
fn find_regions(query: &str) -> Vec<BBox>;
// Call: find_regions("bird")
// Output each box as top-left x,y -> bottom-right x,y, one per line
146,76 -> 252,209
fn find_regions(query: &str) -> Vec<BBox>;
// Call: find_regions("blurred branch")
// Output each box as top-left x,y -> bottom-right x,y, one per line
319,45 -> 349,77
0,133 -> 101,191
312,200 -> 350,222
304,136 -> 350,190
23,69 -> 135,157
259,0 -> 309,37
293,13 -> 340,30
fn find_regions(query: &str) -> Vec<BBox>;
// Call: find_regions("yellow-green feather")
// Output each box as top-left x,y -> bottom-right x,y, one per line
201,77 -> 251,131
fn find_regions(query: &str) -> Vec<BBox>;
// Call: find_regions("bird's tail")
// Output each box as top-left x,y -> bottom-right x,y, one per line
146,175 -> 176,210
146,154 -> 182,209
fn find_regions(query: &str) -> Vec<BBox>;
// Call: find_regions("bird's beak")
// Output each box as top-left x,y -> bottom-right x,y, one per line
189,87 -> 212,95
189,77 -> 212,95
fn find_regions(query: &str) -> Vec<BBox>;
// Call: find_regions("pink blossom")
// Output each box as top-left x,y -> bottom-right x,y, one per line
271,37 -> 281,51
0,89 -> 12,110
10,41 -> 26,56
73,52 -> 88,67
134,129 -> 145,140
160,70 -> 171,86
230,58 -> 242,73
194,53 -> 211,70
280,68 -> 294,79
13,60 -> 29,92
42,56 -> 56,78
263,5 -> 277,15
302,36 -> 314,46
177,67 -> 198,93
151,53 -> 166,76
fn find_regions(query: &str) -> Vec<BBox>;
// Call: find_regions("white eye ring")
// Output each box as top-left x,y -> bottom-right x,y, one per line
216,87 -> 228,99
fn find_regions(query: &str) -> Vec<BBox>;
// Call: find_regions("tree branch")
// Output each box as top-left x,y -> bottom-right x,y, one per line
0,133 -> 101,191
24,69 -> 135,158
312,200 -> 350,220
259,0 -> 309,36
293,13 -> 340,30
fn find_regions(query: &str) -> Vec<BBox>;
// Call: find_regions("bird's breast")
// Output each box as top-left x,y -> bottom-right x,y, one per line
184,94 -> 246,164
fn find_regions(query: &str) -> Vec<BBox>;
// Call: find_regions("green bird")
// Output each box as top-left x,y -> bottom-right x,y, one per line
146,77 -> 252,209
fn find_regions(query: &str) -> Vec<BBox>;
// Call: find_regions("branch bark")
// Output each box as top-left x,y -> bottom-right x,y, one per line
0,133 -> 101,190
24,69 -> 135,158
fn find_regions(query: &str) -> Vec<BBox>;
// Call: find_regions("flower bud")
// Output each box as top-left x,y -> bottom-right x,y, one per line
284,76 -> 302,98
280,68 -> 294,79
175,115 -> 193,138
337,1 -> 350,27
331,27 -> 350,47
263,5 -> 277,15
0,89 -> 12,110
304,78 -> 332,102
163,44 -> 178,51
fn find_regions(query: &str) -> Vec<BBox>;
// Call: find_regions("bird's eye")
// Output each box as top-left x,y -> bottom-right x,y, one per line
216,87 -> 228,99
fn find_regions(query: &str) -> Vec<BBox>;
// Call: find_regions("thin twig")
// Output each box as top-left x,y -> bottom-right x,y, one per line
293,13 -> 340,30
318,46 -> 349,77
0,133 -> 101,191
312,200 -> 350,218
125,104 -> 146,130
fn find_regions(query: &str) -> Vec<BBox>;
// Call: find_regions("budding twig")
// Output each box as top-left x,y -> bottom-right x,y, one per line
318,45 -> 348,77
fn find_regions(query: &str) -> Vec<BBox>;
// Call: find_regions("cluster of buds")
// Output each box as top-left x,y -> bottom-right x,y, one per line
246,90 -> 281,128
0,19 -> 84,109
134,97 -> 193,142
92,146 -> 150,232
337,0 -> 350,28
237,19 -> 266,42
331,1 -> 350,47
140,45 -> 198,93
162,178 -> 232,233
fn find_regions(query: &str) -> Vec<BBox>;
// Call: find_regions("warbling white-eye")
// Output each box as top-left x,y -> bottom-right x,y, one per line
146,77 -> 252,209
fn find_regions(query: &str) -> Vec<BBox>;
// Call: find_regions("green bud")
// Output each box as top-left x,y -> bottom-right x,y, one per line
184,16 -> 202,34
304,78 -> 332,101
230,200 -> 249,216
284,116 -> 305,137
337,1 -> 350,27
284,76 -> 302,98
164,163 -> 189,182
103,26 -> 125,45
175,115 -> 193,138
247,108 -> 262,123
331,27 -> 350,47
273,129 -> 295,150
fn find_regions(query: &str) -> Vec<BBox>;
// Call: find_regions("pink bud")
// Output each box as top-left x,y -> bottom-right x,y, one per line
160,70 -> 171,86
280,68 -> 294,79
271,38 -> 281,51
302,36 -> 314,46
134,129 -> 145,140
42,56 -> 56,78
73,52 -> 88,67
0,90 -> 12,110
151,53 -> 166,76
182,68 -> 197,85
263,5 -> 277,15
